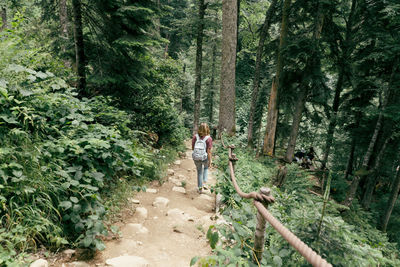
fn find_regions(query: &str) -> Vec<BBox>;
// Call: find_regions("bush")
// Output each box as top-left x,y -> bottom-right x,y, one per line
0,27 -> 172,265
195,137 -> 400,267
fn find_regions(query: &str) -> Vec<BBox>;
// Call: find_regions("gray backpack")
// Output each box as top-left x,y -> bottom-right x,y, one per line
192,134 -> 209,161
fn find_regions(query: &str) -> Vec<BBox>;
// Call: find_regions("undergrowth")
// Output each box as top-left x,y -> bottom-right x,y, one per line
0,23 -> 185,266
192,137 -> 400,267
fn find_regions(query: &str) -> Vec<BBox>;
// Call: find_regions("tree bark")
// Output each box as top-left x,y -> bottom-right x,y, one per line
218,0 -> 237,137
236,0 -> 240,53
193,0 -> 207,134
283,1 -> 324,163
344,134 -> 357,180
59,0 -> 70,67
361,136 -> 389,209
247,0 -> 277,148
180,63 -> 186,112
208,41 -> 217,125
262,0 -> 291,156
72,0 -> 86,93
1,7 -> 7,31
380,165 -> 400,232
60,0 -> 69,40
284,85 -> 307,162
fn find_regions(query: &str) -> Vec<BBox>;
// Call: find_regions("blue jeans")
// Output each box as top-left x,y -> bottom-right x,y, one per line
194,159 -> 208,189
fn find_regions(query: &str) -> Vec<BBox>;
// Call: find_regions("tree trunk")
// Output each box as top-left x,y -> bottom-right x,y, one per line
344,135 -> 356,180
208,41 -> 217,125
60,0 -> 69,40
361,136 -> 389,209
320,68 -> 344,169
253,80 -> 270,151
262,0 -> 291,156
59,0 -> 70,67
284,85 -> 307,162
193,0 -> 207,134
1,7 -> 7,31
263,78 -> 278,155
321,0 -> 356,169
180,63 -> 186,112
343,57 -> 396,207
236,0 -> 240,53
72,0 -> 86,93
218,0 -> 237,137
247,0 -> 277,148
343,106 -> 383,206
283,1 -> 324,163
380,165 -> 400,232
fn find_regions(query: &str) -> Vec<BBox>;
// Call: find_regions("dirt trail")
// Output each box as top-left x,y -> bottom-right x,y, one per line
53,140 -> 216,267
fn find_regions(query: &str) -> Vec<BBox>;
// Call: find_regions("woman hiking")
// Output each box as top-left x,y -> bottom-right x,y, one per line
192,123 -> 213,193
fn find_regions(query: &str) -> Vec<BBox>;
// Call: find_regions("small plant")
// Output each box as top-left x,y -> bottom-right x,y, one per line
195,224 -> 204,234
181,181 -> 187,188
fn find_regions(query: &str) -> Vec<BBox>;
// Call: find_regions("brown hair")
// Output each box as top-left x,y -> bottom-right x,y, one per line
198,123 -> 210,137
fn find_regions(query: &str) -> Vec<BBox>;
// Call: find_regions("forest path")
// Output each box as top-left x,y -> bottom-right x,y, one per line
54,140 -> 215,267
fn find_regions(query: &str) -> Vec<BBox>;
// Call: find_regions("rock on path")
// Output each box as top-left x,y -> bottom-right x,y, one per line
152,197 -> 170,208
30,259 -> 48,267
106,256 -> 149,267
172,186 -> 186,194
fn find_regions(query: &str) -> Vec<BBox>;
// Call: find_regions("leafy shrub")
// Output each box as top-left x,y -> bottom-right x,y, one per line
196,138 -> 400,266
0,27 -> 172,265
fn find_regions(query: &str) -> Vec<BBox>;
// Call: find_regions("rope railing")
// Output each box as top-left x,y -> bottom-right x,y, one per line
223,141 -> 332,267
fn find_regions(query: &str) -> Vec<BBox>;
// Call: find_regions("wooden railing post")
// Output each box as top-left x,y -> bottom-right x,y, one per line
253,187 -> 271,263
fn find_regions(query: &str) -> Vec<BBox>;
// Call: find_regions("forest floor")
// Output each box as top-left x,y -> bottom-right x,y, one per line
50,140 -> 216,267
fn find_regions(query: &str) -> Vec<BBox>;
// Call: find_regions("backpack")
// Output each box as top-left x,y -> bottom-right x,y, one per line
192,134 -> 209,161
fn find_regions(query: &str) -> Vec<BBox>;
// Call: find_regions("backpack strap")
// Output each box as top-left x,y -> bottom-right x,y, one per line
203,135 -> 210,142
195,134 -> 200,141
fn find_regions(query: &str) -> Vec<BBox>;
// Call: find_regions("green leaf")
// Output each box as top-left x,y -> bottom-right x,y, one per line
92,172 -> 105,182
95,239 -> 106,251
190,256 -> 199,266
75,222 -> 84,232
75,170 -> 82,180
206,228 -> 219,249
0,115 -> 19,124
279,249 -> 290,258
59,201 -> 72,210
36,71 -> 48,79
273,256 -> 282,267
12,170 -> 23,178
82,236 -> 93,247
7,64 -> 26,73
0,87 -> 8,98
19,89 -> 34,96
70,196 -> 79,203
62,182 -> 70,189
110,225 -> 119,234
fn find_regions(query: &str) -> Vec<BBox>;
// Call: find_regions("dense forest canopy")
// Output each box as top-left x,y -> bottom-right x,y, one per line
0,0 -> 399,266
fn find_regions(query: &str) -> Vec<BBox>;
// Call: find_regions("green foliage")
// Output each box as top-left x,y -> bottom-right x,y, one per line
197,139 -> 400,266
0,23 -> 178,264
206,225 -> 219,249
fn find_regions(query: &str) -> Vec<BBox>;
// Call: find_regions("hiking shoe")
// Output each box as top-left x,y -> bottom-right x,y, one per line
203,185 -> 208,190
197,187 -> 203,194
